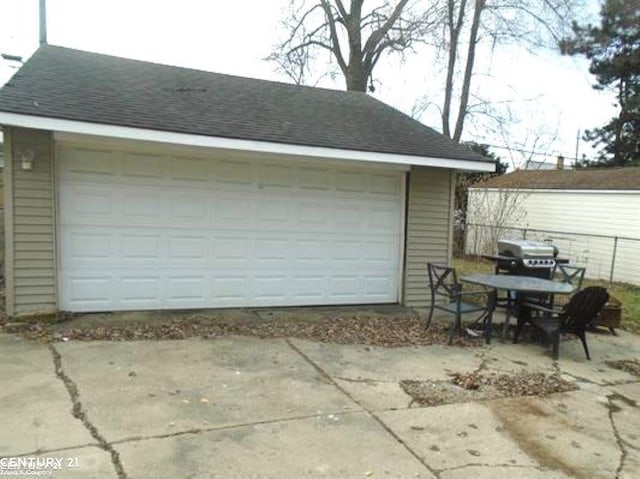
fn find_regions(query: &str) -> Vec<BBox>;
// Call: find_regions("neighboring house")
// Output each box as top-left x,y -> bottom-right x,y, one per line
525,159 -> 566,170
467,167 -> 640,284
0,46 -> 493,317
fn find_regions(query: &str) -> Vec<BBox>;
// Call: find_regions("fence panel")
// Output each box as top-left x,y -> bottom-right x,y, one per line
464,223 -> 640,285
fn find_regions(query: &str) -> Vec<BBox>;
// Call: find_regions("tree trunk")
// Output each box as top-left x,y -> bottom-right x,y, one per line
345,0 -> 366,92
442,0 -> 467,139
453,0 -> 485,142
346,70 -> 367,91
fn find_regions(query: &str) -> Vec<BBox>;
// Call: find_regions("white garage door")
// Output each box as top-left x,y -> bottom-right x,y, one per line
57,144 -> 405,312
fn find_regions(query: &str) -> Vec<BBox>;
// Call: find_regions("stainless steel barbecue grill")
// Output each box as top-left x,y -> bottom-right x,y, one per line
497,240 -> 556,269
481,239 -> 564,280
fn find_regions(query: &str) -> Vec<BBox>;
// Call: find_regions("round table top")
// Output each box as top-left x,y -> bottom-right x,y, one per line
460,273 -> 574,294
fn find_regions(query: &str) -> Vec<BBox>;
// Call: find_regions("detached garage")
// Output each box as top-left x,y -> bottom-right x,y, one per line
0,46 -> 493,316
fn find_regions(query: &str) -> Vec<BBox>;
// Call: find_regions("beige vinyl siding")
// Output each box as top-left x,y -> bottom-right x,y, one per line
403,166 -> 454,309
4,127 -> 57,315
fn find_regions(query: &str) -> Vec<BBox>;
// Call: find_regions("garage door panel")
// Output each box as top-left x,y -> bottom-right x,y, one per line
214,237 -> 252,266
336,170 -> 366,192
291,275 -> 325,299
216,160 -> 253,188
294,239 -> 328,262
59,186 -> 116,222
123,199 -> 163,223
121,152 -> 164,179
170,156 -> 211,182
63,147 -> 115,176
259,164 -> 294,190
67,275 -> 115,307
329,275 -> 361,299
257,199 -> 291,224
58,146 -> 403,311
120,276 -> 162,303
254,275 -> 289,301
68,232 -> 112,261
166,276 -> 207,302
254,238 -> 290,265
169,195 -> 210,220
296,202 -> 328,229
120,234 -> 162,261
298,167 -> 330,190
213,276 -> 249,302
333,202 -> 366,229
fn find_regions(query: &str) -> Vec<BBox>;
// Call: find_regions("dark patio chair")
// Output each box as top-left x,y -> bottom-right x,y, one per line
550,264 -> 586,304
513,286 -> 609,360
426,263 -> 491,345
552,264 -> 586,290
533,264 -> 587,312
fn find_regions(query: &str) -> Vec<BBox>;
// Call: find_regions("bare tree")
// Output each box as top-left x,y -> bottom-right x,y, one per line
466,182 -> 529,255
269,0 -> 439,91
436,0 -> 583,141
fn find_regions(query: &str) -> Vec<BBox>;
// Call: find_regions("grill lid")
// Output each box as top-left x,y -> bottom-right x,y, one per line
498,239 -> 555,258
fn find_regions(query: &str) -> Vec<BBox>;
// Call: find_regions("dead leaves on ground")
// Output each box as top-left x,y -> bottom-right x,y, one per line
401,371 -> 577,407
15,316 -> 482,348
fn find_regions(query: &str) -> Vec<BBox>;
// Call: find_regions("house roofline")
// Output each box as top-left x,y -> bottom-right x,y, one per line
0,112 -> 495,172
468,187 -> 640,194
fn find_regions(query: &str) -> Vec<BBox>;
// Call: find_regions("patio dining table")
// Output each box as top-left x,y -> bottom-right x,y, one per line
460,273 -> 575,343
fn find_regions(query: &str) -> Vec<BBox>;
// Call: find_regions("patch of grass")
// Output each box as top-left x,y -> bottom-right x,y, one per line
453,255 -> 640,333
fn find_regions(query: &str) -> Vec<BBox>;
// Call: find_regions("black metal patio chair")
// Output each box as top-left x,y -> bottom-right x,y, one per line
513,286 -> 609,360
552,264 -> 586,290
548,264 -> 586,307
426,263 -> 492,345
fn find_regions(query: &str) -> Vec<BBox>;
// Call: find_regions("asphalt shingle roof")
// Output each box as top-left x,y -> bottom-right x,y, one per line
472,167 -> 640,190
0,46 -> 489,163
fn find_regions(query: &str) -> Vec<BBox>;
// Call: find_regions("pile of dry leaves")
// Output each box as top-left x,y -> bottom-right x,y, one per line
400,370 -> 576,406
18,315 -> 482,348
450,370 -> 576,396
606,359 -> 640,377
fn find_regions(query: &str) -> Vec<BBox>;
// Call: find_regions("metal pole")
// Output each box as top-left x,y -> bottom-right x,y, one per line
473,224 -> 478,255
462,220 -> 467,255
522,228 -> 527,240
39,0 -> 47,46
609,237 -> 618,283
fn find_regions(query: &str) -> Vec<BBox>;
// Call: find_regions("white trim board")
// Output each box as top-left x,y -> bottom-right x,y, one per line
0,112 -> 495,172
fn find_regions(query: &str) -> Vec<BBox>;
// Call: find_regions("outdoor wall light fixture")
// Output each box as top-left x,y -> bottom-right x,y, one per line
16,146 -> 36,171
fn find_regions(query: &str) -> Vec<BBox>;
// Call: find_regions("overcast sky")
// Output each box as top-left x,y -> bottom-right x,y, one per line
0,0 -> 617,167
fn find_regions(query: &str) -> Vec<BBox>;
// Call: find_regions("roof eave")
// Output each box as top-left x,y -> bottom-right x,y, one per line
0,111 -> 495,172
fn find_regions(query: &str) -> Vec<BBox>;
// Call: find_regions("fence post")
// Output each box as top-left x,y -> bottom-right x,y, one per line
462,220 -> 467,255
473,224 -> 478,255
522,229 -> 527,240
609,236 -> 618,283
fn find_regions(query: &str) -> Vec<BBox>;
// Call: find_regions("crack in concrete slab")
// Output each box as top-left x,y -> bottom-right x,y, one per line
438,462 -> 551,473
11,443 -> 102,458
109,410 -> 360,446
472,348 -> 492,375
49,344 -> 127,479
334,376 -> 394,385
285,339 -> 441,478
606,393 -> 632,478
559,369 -> 640,387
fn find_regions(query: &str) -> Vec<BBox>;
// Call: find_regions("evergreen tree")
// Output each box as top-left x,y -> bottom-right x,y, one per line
562,0 -> 640,167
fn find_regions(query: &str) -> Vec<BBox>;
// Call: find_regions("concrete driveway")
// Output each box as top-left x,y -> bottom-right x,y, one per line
1,330 -> 639,478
